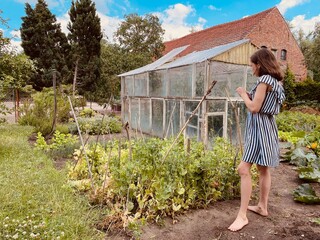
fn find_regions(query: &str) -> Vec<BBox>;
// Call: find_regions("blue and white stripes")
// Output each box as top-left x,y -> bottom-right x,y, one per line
242,75 -> 285,167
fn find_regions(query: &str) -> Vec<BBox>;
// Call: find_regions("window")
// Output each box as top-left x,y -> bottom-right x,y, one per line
261,46 -> 267,49
281,49 -> 287,60
271,49 -> 277,58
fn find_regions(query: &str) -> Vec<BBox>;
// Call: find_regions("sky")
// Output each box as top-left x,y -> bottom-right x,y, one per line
0,0 -> 320,52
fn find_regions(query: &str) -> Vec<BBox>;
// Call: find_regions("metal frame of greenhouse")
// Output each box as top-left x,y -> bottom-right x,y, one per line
119,39 -> 259,147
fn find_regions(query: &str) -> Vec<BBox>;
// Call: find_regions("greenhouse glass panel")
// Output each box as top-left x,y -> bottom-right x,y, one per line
131,99 -> 139,130
151,99 -> 164,137
195,62 -> 205,96
168,66 -> 192,97
124,76 -> 134,96
186,125 -> 198,139
185,101 -> 200,139
207,100 -> 226,112
207,115 -> 224,139
246,69 -> 258,91
165,100 -> 180,138
227,101 -> 247,144
123,99 -> 129,123
207,114 -> 224,148
140,99 -> 151,133
149,70 -> 166,97
230,67 -> 247,97
209,73 -> 229,97
134,73 -> 148,96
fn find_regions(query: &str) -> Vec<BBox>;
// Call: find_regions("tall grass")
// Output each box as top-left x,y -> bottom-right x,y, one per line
0,125 -> 104,239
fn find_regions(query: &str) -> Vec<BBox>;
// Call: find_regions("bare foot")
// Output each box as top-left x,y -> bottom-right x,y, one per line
248,205 -> 268,216
228,216 -> 248,232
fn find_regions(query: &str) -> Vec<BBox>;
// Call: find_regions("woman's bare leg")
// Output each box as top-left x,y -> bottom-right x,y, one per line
248,165 -> 270,216
228,161 -> 253,231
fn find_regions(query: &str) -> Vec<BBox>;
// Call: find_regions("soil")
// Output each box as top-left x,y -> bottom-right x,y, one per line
107,157 -> 320,240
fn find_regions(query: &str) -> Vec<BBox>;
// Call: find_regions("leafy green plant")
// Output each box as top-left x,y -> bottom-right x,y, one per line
293,184 -> 320,204
35,130 -> 79,158
276,111 -> 320,133
67,137 -> 241,232
18,87 -> 71,135
74,116 -> 122,135
79,108 -> 95,118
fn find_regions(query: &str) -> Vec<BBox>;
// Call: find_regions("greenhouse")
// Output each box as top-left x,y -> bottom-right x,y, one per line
119,39 -> 259,146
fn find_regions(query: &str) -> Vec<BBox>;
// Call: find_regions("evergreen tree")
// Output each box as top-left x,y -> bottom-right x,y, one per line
20,0 -> 70,90
67,0 -> 102,98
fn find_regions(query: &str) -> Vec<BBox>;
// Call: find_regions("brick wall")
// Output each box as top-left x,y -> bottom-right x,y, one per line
248,8 -> 307,80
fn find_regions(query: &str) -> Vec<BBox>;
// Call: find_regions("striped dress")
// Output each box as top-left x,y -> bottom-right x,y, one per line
242,75 -> 285,167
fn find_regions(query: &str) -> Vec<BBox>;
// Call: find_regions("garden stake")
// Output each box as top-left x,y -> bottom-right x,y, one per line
124,122 -> 132,160
68,96 -> 95,192
161,80 -> 217,163
165,102 -> 177,138
224,88 -> 243,155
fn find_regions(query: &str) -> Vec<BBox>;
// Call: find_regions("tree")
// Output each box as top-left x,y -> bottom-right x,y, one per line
0,52 -> 35,121
310,23 -> 320,81
0,11 -> 12,120
20,0 -> 70,90
115,13 -> 165,66
67,0 -> 102,98
283,67 -> 296,106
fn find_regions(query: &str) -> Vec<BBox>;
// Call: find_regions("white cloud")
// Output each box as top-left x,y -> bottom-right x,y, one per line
156,3 -> 206,41
56,12 -> 70,35
56,11 -> 122,43
9,39 -> 23,53
208,5 -> 221,11
163,3 -> 195,26
290,14 -> 320,34
276,0 -> 309,14
10,30 -> 21,39
97,12 -> 122,42
92,0 -> 114,14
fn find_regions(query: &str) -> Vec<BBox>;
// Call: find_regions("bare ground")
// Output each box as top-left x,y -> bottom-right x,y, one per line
107,160 -> 320,240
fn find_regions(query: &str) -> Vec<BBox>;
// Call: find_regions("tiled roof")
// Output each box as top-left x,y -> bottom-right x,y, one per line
164,7 -> 276,56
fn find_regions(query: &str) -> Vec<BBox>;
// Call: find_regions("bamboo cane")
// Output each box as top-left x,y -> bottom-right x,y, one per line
68,96 -> 95,192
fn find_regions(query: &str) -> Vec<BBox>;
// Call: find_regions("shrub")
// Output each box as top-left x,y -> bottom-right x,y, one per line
18,88 -> 71,136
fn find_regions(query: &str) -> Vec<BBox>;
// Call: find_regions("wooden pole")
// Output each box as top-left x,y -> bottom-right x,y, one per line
68,96 -> 95,192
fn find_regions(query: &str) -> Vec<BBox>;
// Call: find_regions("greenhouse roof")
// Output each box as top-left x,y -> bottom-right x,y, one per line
119,39 -> 249,77
118,45 -> 189,77
158,39 -> 249,69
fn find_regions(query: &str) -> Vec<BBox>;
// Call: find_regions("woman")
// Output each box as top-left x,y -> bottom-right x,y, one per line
228,48 -> 285,232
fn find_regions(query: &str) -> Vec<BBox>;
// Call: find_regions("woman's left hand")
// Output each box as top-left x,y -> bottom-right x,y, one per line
236,87 -> 246,97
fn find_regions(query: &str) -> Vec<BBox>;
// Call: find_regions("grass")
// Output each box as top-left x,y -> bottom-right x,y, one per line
0,125 -> 104,240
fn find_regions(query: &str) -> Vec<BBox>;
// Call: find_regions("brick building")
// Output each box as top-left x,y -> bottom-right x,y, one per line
164,7 -> 307,80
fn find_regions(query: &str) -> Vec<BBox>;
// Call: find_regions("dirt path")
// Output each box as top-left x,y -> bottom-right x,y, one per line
108,161 -> 320,240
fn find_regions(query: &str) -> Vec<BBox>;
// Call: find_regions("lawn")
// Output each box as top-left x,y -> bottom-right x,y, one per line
0,125 -> 104,240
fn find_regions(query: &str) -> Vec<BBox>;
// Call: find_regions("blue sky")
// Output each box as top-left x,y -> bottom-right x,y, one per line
1,0 -> 320,51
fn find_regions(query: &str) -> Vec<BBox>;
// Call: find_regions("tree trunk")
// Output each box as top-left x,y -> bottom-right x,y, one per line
73,59 -> 79,98
49,70 -> 57,137
14,89 -> 20,123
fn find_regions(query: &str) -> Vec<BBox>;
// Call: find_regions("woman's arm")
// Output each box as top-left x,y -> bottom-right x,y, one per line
236,83 -> 268,113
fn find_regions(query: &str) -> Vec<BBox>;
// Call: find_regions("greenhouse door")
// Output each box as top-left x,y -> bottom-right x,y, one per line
205,113 -> 226,147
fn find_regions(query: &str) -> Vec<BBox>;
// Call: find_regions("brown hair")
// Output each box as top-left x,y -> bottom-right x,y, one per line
250,48 -> 284,81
